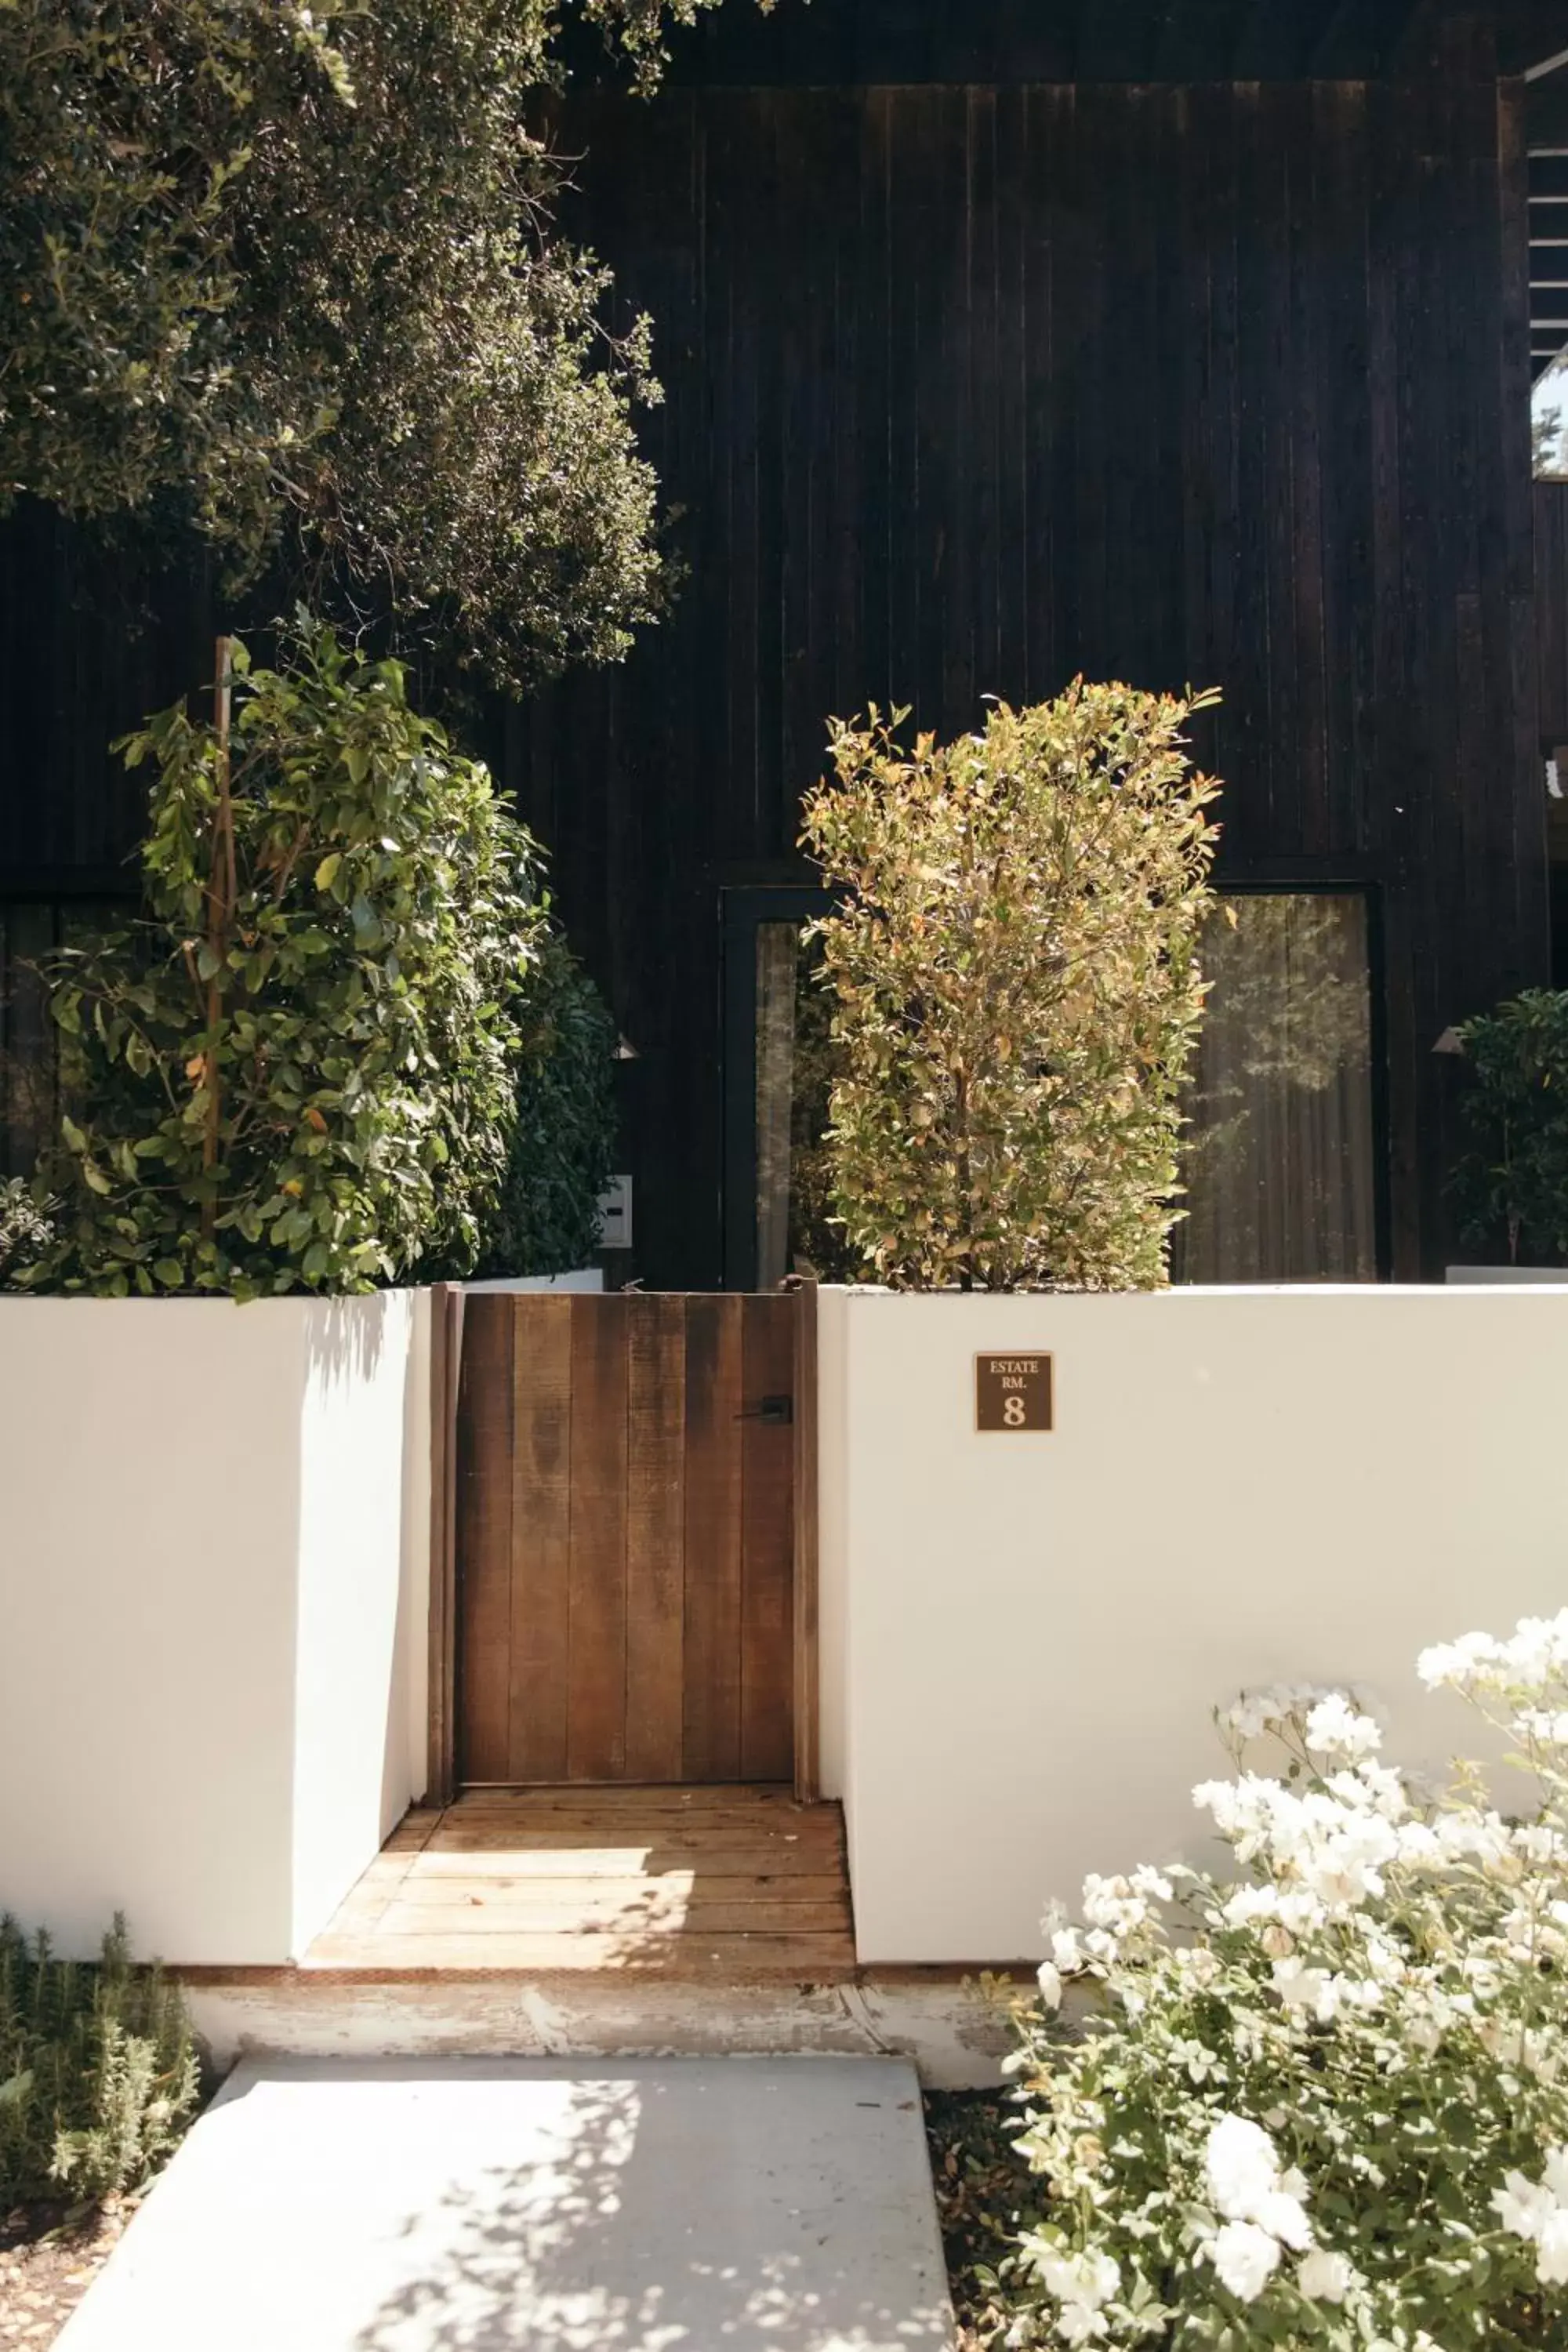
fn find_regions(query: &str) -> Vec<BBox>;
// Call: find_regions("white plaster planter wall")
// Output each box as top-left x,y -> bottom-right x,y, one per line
817,1285 -> 1568,1967
0,1290 -> 431,1965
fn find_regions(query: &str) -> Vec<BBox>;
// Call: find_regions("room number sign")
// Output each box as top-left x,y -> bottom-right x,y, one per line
975,1352 -> 1054,1432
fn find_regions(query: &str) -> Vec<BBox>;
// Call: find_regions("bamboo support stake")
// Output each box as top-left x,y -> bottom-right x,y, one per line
201,636 -> 235,1240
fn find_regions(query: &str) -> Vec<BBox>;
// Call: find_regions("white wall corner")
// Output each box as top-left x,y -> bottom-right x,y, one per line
815,1285 -> 851,1806
289,1290 -> 427,1958
398,1285 -> 434,1815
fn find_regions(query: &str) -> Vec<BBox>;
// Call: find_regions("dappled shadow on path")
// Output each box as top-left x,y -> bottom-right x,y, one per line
351,2060 -> 949,2352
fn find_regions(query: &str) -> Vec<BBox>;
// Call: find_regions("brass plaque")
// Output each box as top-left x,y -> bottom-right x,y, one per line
975,1352 -> 1054,1432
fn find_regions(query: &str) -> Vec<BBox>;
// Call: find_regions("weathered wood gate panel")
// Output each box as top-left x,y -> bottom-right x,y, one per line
456,1290 -> 800,1786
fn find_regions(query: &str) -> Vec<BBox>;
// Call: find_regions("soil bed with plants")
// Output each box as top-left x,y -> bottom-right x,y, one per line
924,2089 -> 1029,2350
0,1917 -> 200,2350
0,2198 -> 131,2349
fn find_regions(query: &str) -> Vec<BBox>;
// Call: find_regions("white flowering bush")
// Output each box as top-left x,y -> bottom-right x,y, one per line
1001,1614 -> 1568,2350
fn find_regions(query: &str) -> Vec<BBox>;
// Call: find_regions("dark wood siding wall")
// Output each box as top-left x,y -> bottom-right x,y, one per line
504,45 -> 1547,1281
1537,482 -> 1568,748
0,503 -> 215,895
0,24 -> 1550,1283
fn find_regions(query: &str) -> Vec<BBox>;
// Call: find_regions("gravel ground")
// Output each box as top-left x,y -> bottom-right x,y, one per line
0,2201 -> 133,2350
924,2089 -> 1034,2350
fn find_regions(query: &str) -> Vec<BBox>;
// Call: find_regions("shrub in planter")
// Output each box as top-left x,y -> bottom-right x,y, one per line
0,1177 -> 53,1287
18,621 -> 545,1297
999,1614 -> 1568,2350
0,1915 -> 198,2205
468,924 -> 618,1279
1449,990 -> 1568,1267
799,684 -> 1222,1290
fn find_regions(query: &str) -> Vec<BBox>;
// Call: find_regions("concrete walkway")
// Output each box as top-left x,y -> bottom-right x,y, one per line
56,2057 -> 955,2352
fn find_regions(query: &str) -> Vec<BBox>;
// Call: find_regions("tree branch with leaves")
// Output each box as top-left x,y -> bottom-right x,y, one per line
0,0 -> 770,692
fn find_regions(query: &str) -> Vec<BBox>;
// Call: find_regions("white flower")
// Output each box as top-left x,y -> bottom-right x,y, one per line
1036,1961 -> 1063,2010
1272,1959 -> 1337,2021
1210,2220 -> 1282,2302
1493,2168 -> 1555,2241
1220,1682 -> 1337,1744
1203,2116 -> 1278,2216
1081,1875 -> 1159,1940
1051,1928 -> 1087,1976
1298,2248 -> 1355,2303
1417,1630 -> 1504,1689
1512,1709 -> 1568,1746
1503,1611 -> 1568,1690
1052,2307 -> 1105,2347
1305,1693 -> 1382,1759
1539,2209 -> 1568,2288
1025,2239 -> 1120,2335
1494,2147 -> 1568,2282
1204,2115 -> 1314,2253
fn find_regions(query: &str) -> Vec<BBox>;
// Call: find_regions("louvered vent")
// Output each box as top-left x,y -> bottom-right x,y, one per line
1533,147 -> 1568,382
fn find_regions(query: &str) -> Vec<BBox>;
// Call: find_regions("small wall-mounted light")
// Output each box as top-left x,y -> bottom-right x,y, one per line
612,1033 -> 639,1062
1432,1026 -> 1465,1057
1548,757 -> 1564,803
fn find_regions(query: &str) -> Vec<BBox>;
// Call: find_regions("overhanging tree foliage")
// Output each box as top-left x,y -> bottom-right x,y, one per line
0,0 -> 762,692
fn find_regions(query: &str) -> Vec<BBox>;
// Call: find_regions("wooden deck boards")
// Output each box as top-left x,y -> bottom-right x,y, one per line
303,1787 -> 855,1977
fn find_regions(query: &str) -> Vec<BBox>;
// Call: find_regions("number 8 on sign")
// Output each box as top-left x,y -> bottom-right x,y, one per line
975,1353 -> 1054,1432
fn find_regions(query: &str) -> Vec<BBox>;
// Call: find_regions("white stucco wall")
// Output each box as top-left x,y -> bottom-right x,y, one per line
0,1291 -> 430,1965
290,1291 -> 430,1955
818,1286 -> 1568,1966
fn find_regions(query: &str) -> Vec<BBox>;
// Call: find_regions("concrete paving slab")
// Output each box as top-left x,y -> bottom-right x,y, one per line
55,2056 -> 954,2352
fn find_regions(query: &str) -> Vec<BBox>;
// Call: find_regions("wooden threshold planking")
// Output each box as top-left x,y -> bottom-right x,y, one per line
303,1788 -> 855,1977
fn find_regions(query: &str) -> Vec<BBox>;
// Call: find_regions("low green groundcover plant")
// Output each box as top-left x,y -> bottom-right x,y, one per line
17,619 -> 546,1298
996,1613 -> 1568,2350
0,1915 -> 198,2206
799,684 -> 1221,1291
1449,990 -> 1568,1267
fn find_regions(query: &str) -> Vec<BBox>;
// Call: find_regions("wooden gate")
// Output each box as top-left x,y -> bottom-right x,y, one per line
449,1290 -> 815,1791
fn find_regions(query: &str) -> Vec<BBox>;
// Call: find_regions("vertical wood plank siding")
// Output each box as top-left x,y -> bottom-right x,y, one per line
503,61 -> 1546,1282
0,47 -> 1551,1281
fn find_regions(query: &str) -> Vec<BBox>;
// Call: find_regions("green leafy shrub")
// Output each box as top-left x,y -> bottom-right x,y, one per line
1450,989 -> 1568,1265
19,621 -> 544,1298
997,1615 -> 1568,2350
799,684 -> 1221,1290
471,926 -> 618,1279
0,1178 -> 53,1286
0,1915 -> 199,2206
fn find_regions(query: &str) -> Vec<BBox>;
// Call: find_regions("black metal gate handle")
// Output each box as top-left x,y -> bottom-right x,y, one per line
735,1393 -> 793,1425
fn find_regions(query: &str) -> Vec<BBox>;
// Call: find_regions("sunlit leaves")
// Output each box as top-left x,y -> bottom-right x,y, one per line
799,683 -> 1222,1291
17,619 -> 546,1296
0,0 -> 766,690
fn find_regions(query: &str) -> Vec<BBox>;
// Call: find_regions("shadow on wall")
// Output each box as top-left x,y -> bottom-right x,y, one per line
349,2064 -> 946,2352
304,1289 -> 393,1385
